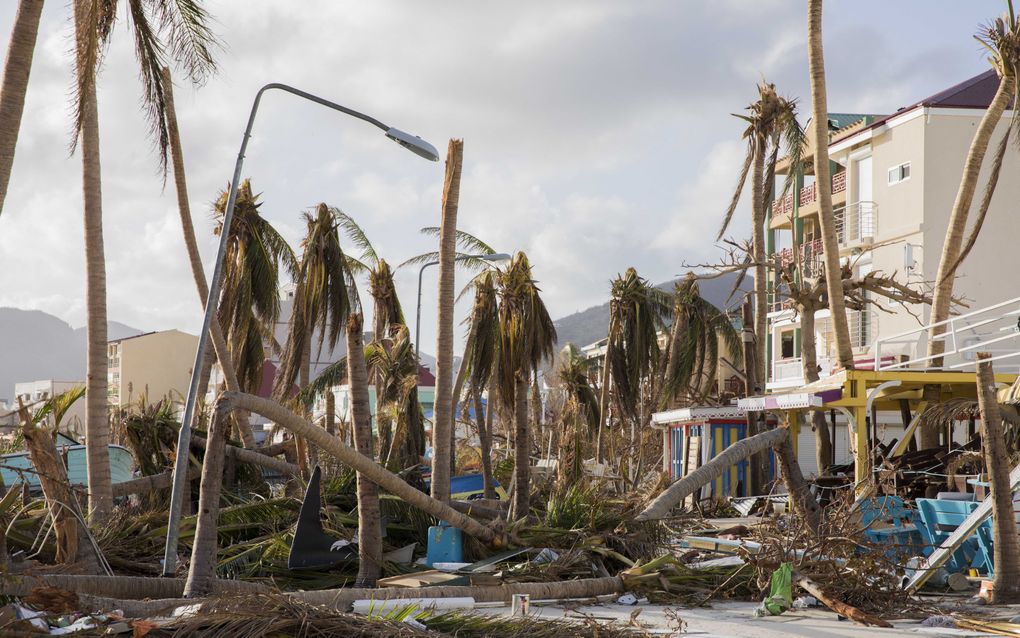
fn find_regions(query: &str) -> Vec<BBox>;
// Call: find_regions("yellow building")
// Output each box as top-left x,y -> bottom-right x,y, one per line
107,329 -> 198,408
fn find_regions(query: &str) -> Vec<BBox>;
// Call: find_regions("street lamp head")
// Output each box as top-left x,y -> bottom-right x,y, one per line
385,127 -> 440,161
479,252 -> 512,263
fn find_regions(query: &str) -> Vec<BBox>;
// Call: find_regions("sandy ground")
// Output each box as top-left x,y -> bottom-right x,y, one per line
477,600 -> 1004,637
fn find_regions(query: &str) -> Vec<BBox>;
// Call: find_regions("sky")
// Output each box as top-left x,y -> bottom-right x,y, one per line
0,0 -> 1006,354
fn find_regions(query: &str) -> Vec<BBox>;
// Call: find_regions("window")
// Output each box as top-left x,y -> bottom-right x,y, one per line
780,331 -> 795,359
887,162 -> 910,185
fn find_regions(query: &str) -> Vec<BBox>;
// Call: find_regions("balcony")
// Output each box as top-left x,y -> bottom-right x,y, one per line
769,355 -> 835,390
776,237 -> 824,281
835,201 -> 876,249
770,171 -> 847,228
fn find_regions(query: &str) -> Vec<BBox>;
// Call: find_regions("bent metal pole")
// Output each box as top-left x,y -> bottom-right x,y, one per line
162,83 -> 437,576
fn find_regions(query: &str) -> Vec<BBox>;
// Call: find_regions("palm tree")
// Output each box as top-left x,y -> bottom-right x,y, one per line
0,0 -> 44,218
213,180 -> 297,398
274,203 -> 350,398
660,275 -> 742,406
807,0 -> 855,372
929,4 -> 1020,366
458,270 -> 500,498
334,211 -> 409,457
495,252 -> 556,520
431,139 -> 464,503
160,67 -> 253,448
718,82 -> 805,388
72,0 -> 217,523
364,326 -> 427,470
596,268 -> 668,462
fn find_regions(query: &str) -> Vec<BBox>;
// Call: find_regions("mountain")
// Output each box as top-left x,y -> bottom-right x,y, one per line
552,271 -> 749,349
0,307 -> 143,401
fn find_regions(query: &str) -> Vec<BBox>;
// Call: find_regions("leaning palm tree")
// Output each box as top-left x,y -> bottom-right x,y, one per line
0,0 -> 44,218
718,82 -> 805,388
929,3 -> 1020,366
72,0 -> 217,523
557,343 -> 600,435
160,67 -> 252,448
494,252 -> 556,520
596,268 -> 668,462
807,0 -> 855,372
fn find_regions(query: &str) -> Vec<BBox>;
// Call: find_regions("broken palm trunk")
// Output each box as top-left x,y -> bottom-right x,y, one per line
19,399 -> 103,573
636,428 -> 787,521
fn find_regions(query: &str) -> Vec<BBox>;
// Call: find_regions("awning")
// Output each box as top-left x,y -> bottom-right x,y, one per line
651,405 -> 747,426
737,375 -> 844,411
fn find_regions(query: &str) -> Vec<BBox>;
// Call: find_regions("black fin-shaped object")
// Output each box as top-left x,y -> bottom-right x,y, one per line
288,465 -> 358,570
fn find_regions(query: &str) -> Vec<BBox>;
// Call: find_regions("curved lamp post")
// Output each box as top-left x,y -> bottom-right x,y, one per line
162,83 -> 438,576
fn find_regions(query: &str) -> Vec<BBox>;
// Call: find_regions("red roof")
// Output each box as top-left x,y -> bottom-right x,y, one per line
832,70 -> 1005,145
257,361 -> 298,399
418,365 -> 436,386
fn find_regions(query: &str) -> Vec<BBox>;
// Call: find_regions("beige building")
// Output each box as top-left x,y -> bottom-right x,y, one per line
767,70 -> 1020,391
107,329 -> 198,408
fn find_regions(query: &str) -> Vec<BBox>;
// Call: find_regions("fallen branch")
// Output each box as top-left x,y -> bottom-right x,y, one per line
793,571 -> 892,628
112,466 -> 200,498
214,392 -> 500,545
190,434 -> 300,476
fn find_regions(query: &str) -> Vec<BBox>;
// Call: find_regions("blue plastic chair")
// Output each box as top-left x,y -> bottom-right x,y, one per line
915,498 -> 988,574
860,496 -> 923,557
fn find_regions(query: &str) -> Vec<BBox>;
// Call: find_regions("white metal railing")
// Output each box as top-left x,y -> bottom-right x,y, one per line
874,295 -> 1020,372
773,357 -> 804,382
835,201 -> 876,248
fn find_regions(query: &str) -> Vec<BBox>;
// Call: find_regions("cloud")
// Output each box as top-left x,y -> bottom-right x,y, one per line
0,0 -> 996,360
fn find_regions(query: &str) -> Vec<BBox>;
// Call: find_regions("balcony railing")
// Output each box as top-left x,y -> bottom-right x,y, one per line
776,238 -> 824,279
770,355 -> 835,387
835,201 -> 876,247
773,171 -> 847,215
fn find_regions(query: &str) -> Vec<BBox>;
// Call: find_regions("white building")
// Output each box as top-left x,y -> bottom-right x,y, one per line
12,379 -> 87,437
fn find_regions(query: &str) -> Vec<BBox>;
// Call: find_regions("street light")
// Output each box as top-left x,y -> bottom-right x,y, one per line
162,83 -> 438,577
413,253 -> 511,363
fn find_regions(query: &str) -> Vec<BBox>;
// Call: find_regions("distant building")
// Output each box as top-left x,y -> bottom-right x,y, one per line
12,380 -> 86,437
107,329 -> 198,408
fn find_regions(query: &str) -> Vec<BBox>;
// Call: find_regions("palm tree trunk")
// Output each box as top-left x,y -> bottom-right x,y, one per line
474,389 -> 497,499
183,394 -> 229,597
751,138 -> 768,389
928,75 -> 1016,365
509,378 -> 531,520
75,0 -> 112,524
773,423 -> 822,534
373,303 -> 392,459
596,317 -> 616,463
431,139 -> 464,504
348,314 -> 382,586
0,0 -> 43,218
215,391 -> 498,543
160,68 -> 254,449
301,336 -> 317,470
800,305 -> 832,472
325,390 -> 336,436
976,353 -> 1020,603
807,0 -> 854,371
636,428 -> 789,520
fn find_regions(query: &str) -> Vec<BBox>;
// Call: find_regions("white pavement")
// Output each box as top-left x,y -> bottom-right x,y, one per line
478,600 -> 1000,637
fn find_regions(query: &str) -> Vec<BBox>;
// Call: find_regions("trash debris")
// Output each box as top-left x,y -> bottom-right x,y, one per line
617,593 -> 638,605
791,595 -> 818,609
920,615 -> 958,628
753,562 -> 792,617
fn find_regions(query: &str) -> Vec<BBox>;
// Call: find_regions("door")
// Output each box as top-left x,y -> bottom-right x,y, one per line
853,155 -> 873,242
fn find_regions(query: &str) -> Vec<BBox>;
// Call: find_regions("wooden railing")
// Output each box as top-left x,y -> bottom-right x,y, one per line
773,171 -> 847,213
